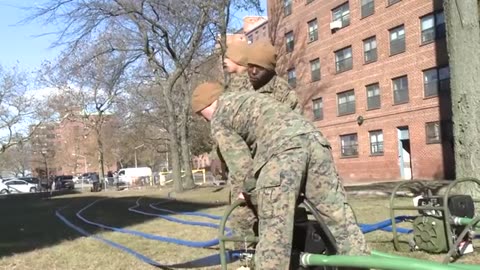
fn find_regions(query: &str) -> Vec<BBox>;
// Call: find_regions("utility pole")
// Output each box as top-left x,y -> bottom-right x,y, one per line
134,144 -> 145,168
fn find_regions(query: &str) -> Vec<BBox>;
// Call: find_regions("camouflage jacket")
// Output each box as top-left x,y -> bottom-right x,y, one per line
225,72 -> 254,93
211,91 -> 319,192
258,75 -> 303,115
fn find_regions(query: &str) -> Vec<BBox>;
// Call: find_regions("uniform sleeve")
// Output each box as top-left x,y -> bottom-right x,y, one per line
283,88 -> 304,115
213,125 -> 254,195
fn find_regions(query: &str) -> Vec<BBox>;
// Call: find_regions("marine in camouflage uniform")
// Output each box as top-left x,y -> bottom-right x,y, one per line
191,83 -> 369,270
226,41 -> 307,249
217,41 -> 258,246
247,41 -> 303,115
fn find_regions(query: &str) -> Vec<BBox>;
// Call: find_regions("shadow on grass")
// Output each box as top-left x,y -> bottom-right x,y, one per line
0,189 -> 228,258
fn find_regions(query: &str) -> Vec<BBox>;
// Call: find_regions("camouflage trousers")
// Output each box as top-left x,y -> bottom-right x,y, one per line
253,132 -> 369,270
229,185 -> 258,250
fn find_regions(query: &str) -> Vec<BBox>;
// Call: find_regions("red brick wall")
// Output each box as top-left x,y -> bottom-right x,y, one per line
268,0 -> 453,183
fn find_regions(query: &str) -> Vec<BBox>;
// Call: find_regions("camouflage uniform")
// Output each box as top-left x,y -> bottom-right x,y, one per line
257,74 -> 303,115
225,72 -> 254,93
224,72 -> 303,250
211,91 -> 369,269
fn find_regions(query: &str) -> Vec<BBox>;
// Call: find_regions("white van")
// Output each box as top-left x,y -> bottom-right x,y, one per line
118,167 -> 153,186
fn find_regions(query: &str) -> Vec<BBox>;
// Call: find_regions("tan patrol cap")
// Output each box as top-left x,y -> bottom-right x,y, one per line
247,41 -> 276,71
191,82 -> 224,113
225,42 -> 249,67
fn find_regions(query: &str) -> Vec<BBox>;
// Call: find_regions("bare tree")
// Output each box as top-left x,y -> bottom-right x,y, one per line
39,36 -> 138,181
25,0 -> 261,192
0,142 -> 31,177
0,65 -> 48,153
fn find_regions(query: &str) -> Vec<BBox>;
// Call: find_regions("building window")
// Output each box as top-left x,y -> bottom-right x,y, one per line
247,35 -> 253,44
285,31 -> 294,53
363,36 -> 377,63
426,121 -> 441,144
392,75 -> 409,104
284,0 -> 292,16
361,0 -> 375,18
308,19 -> 318,42
335,46 -> 353,73
310,58 -> 321,81
388,0 -> 401,5
312,98 -> 323,120
332,2 -> 350,28
366,83 -> 381,110
337,90 -> 355,116
340,133 -> 358,157
390,25 -> 405,55
287,68 -> 296,88
423,66 -> 450,97
421,11 -> 445,44
369,130 -> 384,155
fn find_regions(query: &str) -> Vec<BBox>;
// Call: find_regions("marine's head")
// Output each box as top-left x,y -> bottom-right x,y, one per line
191,81 -> 224,121
247,41 -> 276,89
224,41 -> 249,74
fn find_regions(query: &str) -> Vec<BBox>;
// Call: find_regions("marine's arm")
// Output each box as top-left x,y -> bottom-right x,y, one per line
213,125 -> 254,196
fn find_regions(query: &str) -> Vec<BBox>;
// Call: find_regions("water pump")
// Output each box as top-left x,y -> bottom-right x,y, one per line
412,194 -> 475,254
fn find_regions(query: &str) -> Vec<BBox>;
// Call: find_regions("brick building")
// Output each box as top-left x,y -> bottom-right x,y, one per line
268,0 -> 453,183
30,111 -> 118,178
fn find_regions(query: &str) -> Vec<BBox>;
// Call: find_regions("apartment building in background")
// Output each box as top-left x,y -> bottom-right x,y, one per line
268,0 -> 453,183
30,110 -> 118,178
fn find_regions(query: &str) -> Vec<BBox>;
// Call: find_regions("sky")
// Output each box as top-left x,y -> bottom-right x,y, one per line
0,0 -> 62,71
0,0 -> 267,73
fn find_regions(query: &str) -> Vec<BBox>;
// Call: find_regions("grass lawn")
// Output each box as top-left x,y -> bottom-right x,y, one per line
0,185 -> 479,270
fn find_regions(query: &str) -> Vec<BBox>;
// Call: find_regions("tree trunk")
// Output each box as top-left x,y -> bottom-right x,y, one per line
219,0 -> 231,83
180,119 -> 195,189
96,128 -> 106,183
163,87 -> 183,193
444,0 -> 480,195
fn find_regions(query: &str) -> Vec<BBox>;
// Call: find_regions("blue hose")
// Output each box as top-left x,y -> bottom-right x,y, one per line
56,207 -> 248,268
149,202 -> 222,220
76,198 -> 231,248
149,200 -> 414,234
359,216 -> 414,234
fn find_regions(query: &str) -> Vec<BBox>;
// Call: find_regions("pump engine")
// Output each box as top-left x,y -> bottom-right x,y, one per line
412,194 -> 475,254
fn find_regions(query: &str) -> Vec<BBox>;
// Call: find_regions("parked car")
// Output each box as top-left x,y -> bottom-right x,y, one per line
3,179 -> 38,193
18,177 -> 40,184
54,175 -> 75,190
81,172 -> 99,183
0,182 -> 9,195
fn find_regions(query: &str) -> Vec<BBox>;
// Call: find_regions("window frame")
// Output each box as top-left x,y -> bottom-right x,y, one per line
312,97 -> 323,121
337,89 -> 356,116
284,0 -> 292,16
332,2 -> 351,28
366,83 -> 381,110
420,11 -> 446,45
361,0 -> 375,18
340,133 -> 359,157
285,31 -> 294,53
307,18 -> 319,42
425,121 -> 441,144
392,75 -> 409,104
389,25 -> 406,55
310,58 -> 321,82
287,68 -> 297,88
363,36 -> 378,63
335,46 -> 353,73
369,130 -> 384,155
423,66 -> 450,97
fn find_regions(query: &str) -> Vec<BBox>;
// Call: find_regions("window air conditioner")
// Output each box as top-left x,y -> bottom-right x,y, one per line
330,20 -> 342,30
